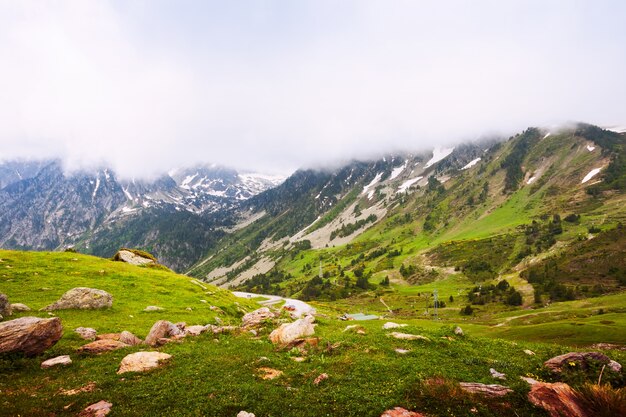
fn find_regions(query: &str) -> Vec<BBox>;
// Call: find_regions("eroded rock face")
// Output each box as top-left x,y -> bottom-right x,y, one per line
544,352 -> 619,373
0,293 -> 11,317
113,250 -> 155,266
0,316 -> 63,356
380,408 -> 427,417
269,315 -> 316,345
78,339 -> 129,354
41,355 -> 72,369
117,351 -> 172,374
242,307 -> 274,329
43,288 -> 112,311
527,382 -> 589,417
145,320 -> 183,347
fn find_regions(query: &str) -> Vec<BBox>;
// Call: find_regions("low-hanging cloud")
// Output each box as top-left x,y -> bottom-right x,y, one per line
0,0 -> 625,178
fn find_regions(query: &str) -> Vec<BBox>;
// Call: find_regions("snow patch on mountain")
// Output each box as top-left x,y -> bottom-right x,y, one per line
389,162 -> 407,181
397,176 -> 423,193
362,172 -> 383,195
461,158 -> 481,170
581,168 -> 602,184
425,147 -> 455,168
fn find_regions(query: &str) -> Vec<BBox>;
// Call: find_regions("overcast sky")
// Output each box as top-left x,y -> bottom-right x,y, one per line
0,1 -> 625,177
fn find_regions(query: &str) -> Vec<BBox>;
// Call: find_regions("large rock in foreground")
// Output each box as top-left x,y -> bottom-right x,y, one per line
0,316 -> 63,356
117,351 -> 172,374
527,382 -> 589,417
544,352 -> 621,373
43,287 -> 113,311
269,315 -> 316,345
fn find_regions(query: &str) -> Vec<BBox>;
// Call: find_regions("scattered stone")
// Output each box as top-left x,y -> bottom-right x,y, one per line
357,329 -> 366,335
75,327 -> 97,340
388,332 -> 430,342
242,307 -> 275,329
210,305 -> 224,313
291,357 -> 305,362
200,299 -> 208,303
96,333 -> 121,341
119,331 -> 143,346
489,368 -> 506,380
59,381 -> 96,396
78,400 -> 112,417
237,412 -> 255,417
249,329 -> 258,337
113,249 -> 155,266
0,293 -> 11,317
41,355 -> 72,369
527,382 -> 589,417
10,303 -> 31,312
383,322 -> 407,330
205,325 -> 239,335
380,407 -> 427,417
117,351 -> 172,374
185,307 -> 193,311
459,383 -> 513,397
0,316 -> 63,356
520,376 -> 540,385
42,287 -> 113,311
454,326 -> 464,336
395,348 -> 411,355
269,315 -> 316,345
524,349 -> 536,356
608,360 -> 622,372
258,367 -> 283,380
544,352 -> 620,373
143,306 -> 164,312
185,325 -> 207,336
313,373 -> 329,385
145,320 -> 183,347
78,339 -> 129,354
590,343 -> 626,351
343,324 -> 366,334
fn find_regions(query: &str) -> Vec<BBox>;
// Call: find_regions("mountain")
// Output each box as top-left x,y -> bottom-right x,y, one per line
0,160 -> 284,270
187,124 -> 626,308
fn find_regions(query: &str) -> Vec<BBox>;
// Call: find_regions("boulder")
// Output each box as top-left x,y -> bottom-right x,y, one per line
185,325 -> 208,336
145,320 -> 183,347
41,355 -> 72,369
75,327 -> 98,340
0,316 -> 63,356
459,383 -> 513,397
78,339 -> 129,354
10,303 -> 31,312
381,408 -> 427,417
113,249 -> 155,266
388,332 -> 431,342
544,352 -> 619,373
383,322 -> 407,330
527,382 -> 589,417
117,351 -> 172,374
242,307 -> 274,329
78,400 -> 112,417
42,287 -> 112,311
119,331 -> 143,346
454,326 -> 464,336
0,293 -> 11,317
269,315 -> 316,345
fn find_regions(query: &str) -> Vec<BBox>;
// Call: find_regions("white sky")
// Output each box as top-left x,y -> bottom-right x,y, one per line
0,1 -> 625,177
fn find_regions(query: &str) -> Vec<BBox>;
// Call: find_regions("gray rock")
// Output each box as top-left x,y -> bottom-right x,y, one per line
242,307 -> 274,329
0,293 -> 11,317
145,320 -> 183,347
237,412 -> 255,417
490,368 -> 506,380
544,352 -> 619,373
41,355 -> 72,369
383,322 -> 407,330
43,287 -> 112,311
0,316 -> 63,356
113,249 -> 155,266
269,315 -> 316,344
78,400 -> 112,417
454,326 -> 464,336
117,351 -> 172,374
459,382 -> 513,397
119,331 -> 143,346
388,332 -> 431,342
143,306 -> 164,312
10,303 -> 31,312
75,327 -> 98,340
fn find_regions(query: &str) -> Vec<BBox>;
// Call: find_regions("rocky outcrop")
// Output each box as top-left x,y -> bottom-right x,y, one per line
145,320 -> 183,347
527,382 -> 589,417
269,315 -> 316,345
544,352 -> 621,373
0,293 -> 11,317
10,303 -> 31,312
117,351 -> 172,374
459,383 -> 513,397
0,316 -> 63,356
381,408 -> 427,417
75,327 -> 98,340
78,339 -> 129,354
78,400 -> 112,417
242,307 -> 275,329
42,287 -> 113,311
41,355 -> 72,369
113,249 -> 156,266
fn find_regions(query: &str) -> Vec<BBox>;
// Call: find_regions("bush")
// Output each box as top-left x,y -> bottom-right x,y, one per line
460,305 -> 474,315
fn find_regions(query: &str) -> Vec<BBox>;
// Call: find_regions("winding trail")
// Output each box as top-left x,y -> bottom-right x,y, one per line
232,291 -> 316,318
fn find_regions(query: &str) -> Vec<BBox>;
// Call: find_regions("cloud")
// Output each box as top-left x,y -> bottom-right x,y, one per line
0,1 -> 625,178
